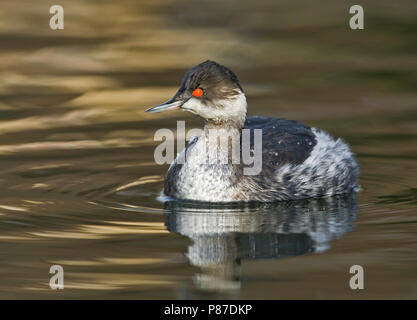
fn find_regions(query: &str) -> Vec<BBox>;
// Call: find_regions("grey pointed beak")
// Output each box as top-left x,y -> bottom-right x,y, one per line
145,99 -> 184,113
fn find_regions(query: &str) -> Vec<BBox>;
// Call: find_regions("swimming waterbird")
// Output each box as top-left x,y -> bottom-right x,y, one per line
146,61 -> 359,202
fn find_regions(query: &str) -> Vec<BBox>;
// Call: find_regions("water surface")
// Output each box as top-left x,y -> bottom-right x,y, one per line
0,0 -> 416,299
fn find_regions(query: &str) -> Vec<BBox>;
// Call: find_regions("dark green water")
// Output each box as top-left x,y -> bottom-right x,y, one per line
0,0 -> 416,298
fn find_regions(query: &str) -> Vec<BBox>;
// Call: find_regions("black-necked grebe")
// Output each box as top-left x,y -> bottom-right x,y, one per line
146,60 -> 359,202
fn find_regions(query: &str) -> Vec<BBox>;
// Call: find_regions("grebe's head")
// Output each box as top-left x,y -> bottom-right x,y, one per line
146,60 -> 247,125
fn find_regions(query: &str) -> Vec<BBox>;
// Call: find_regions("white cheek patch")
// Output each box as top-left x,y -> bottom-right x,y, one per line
182,97 -> 214,118
181,91 -> 247,122
216,91 -> 247,120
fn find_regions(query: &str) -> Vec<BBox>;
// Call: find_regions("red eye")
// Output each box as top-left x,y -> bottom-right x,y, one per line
192,88 -> 204,97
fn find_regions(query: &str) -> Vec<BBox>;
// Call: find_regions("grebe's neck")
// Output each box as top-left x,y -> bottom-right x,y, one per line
202,90 -> 247,130
204,119 -> 244,132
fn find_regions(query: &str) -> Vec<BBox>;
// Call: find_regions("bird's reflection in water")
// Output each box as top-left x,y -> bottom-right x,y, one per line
164,193 -> 358,292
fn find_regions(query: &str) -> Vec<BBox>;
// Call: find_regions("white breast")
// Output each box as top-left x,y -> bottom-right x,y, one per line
170,133 -> 239,202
